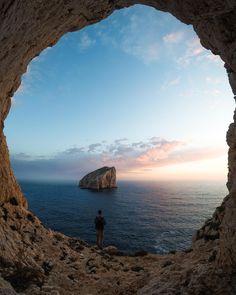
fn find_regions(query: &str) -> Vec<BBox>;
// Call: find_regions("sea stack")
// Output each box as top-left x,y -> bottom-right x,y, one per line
79,166 -> 117,190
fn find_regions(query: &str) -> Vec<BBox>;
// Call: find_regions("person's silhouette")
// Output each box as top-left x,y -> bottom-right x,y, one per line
94,209 -> 106,248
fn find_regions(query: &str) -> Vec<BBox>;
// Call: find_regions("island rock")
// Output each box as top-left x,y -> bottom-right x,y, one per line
79,166 -> 117,190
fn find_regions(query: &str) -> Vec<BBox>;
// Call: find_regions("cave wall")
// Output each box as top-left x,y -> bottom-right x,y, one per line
0,0 -> 236,267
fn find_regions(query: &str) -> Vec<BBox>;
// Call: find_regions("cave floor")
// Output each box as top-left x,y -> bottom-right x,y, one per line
0,202 -> 235,295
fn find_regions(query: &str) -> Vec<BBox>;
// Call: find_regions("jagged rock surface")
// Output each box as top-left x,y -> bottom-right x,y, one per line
79,166 -> 117,190
0,0 -> 236,294
1,201 -> 236,295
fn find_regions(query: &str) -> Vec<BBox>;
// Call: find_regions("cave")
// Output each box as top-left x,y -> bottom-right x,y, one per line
1,1 -> 236,294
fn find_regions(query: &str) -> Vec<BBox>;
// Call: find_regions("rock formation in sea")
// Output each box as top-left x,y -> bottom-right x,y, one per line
79,166 -> 117,190
0,1 -> 236,294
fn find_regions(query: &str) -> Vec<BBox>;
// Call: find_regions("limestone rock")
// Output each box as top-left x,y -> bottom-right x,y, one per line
1,1 -> 236,294
79,166 -> 117,190
103,246 -> 119,255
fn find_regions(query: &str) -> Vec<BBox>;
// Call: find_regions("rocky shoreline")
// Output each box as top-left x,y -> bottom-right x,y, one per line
1,199 -> 235,294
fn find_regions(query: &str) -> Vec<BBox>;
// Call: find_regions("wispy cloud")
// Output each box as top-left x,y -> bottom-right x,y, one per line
114,138 -> 128,144
79,32 -> 96,50
95,7 -> 166,64
163,31 -> 184,44
91,7 -> 222,69
61,147 -> 84,155
176,36 -> 223,67
161,77 -> 181,90
11,137 -> 225,181
206,76 -> 222,85
177,37 -> 205,66
117,13 -> 161,64
204,54 -> 222,64
13,53 -> 45,97
121,39 -> 159,64
88,143 -> 102,152
13,66 -> 32,97
13,152 -> 32,160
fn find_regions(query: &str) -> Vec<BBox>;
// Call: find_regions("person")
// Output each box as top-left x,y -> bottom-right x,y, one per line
94,209 -> 106,248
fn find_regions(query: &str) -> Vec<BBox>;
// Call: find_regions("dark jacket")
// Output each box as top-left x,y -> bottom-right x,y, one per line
95,215 -> 106,230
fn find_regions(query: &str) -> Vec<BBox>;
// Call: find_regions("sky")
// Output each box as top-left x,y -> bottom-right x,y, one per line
5,4 -> 235,182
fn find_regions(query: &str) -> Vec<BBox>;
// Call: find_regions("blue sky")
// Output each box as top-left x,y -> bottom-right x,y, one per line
5,5 -> 234,181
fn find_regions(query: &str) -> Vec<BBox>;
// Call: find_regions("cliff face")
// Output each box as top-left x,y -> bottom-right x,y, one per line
0,130 -> 27,208
1,0 -> 236,293
79,166 -> 117,190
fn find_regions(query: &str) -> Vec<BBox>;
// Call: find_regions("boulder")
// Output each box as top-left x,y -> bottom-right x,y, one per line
103,246 -> 119,255
79,167 -> 117,190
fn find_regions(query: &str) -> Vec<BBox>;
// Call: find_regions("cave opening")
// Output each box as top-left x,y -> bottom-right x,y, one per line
1,2 -> 236,294
4,4 -> 234,254
0,1 -> 232,262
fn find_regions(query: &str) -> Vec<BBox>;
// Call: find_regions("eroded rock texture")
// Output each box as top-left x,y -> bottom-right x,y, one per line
79,166 -> 117,190
1,0 -> 236,293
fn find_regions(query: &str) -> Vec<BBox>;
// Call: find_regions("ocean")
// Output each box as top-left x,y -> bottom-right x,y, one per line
20,180 -> 227,254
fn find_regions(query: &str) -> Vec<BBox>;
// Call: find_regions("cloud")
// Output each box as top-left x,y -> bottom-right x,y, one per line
13,67 -> 32,96
118,13 -> 160,64
121,40 -> 159,64
61,147 -> 84,155
96,7 -> 164,64
13,53 -> 45,97
187,38 -> 205,56
149,137 -> 168,145
132,141 -> 150,149
161,77 -> 181,90
175,36 -> 223,67
94,7 -> 218,68
163,31 -> 184,44
114,138 -> 128,144
203,89 -> 221,96
88,143 -> 102,152
177,37 -> 205,66
11,137 -> 225,181
137,141 -> 183,163
12,153 -> 32,160
206,76 -> 221,85
79,32 -> 96,50
169,78 -> 180,86
204,54 -> 222,64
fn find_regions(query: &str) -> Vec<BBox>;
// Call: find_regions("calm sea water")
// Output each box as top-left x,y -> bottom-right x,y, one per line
20,180 -> 227,254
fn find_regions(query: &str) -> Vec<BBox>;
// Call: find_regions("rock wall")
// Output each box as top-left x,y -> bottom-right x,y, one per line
218,68 -> 236,268
0,129 -> 27,207
0,0 -> 236,270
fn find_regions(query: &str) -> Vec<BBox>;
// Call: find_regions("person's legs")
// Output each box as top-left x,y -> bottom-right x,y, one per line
100,230 -> 104,248
97,230 -> 104,248
96,230 -> 100,247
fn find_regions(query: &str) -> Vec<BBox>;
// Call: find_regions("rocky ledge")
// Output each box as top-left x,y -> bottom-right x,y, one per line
79,166 -> 117,190
0,200 -> 235,295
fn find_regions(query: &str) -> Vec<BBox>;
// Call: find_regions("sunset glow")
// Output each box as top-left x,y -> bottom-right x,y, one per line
5,5 -> 234,182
